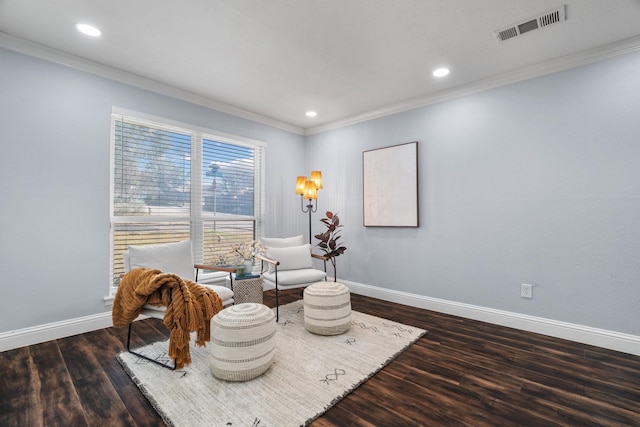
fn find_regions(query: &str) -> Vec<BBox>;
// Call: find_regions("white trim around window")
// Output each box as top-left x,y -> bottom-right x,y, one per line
109,108 -> 265,295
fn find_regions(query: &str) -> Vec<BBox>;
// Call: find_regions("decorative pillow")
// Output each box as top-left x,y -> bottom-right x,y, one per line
266,244 -> 313,273
259,235 -> 304,249
128,240 -> 194,280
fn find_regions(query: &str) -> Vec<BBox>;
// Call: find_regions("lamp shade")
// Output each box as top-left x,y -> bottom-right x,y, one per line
295,176 -> 307,195
310,170 -> 323,190
303,180 -> 318,200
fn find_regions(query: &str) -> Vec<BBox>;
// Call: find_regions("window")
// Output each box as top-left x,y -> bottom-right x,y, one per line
110,111 -> 265,292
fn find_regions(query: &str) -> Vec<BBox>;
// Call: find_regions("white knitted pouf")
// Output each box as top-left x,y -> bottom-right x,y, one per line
210,303 -> 276,381
303,281 -> 351,335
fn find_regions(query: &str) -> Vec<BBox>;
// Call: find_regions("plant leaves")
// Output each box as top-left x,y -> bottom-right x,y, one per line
315,210 -> 346,262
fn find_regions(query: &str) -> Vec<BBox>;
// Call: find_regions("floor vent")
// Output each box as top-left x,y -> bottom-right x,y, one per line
494,5 -> 566,43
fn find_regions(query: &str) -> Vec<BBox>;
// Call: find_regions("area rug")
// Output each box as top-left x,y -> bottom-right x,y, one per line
117,300 -> 426,426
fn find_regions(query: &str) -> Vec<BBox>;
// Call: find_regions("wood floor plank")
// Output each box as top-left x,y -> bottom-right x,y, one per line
88,328 -> 166,427
1,290 -> 639,426
90,328 -> 138,391
0,347 -> 42,427
521,379 -> 640,426
312,401 -> 379,427
57,334 -> 137,426
386,358 -> 556,426
29,340 -> 88,427
326,385 -> 437,427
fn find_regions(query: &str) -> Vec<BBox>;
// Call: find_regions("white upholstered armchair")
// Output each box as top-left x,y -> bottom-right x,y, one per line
119,240 -> 234,369
257,235 -> 327,321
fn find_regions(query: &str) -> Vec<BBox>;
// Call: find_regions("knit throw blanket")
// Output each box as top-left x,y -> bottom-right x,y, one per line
112,268 -> 224,369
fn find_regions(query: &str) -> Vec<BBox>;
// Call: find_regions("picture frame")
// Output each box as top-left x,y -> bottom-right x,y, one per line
363,141 -> 419,227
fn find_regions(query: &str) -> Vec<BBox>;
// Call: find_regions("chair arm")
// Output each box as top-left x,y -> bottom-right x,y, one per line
311,253 -> 328,261
255,254 -> 279,266
255,253 -> 326,265
194,264 -> 236,273
256,253 -> 327,276
312,253 -> 328,274
194,264 -> 236,283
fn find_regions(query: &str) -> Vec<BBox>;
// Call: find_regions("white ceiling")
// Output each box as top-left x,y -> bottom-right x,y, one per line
1,0 -> 640,134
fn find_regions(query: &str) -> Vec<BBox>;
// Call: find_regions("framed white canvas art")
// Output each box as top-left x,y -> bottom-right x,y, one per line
363,141 -> 419,227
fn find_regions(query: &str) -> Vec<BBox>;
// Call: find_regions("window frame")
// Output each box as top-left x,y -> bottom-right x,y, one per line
109,108 -> 266,295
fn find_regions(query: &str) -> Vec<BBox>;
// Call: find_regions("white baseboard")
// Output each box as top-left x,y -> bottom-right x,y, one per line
342,280 -> 640,357
0,312 -> 114,353
3,282 -> 639,357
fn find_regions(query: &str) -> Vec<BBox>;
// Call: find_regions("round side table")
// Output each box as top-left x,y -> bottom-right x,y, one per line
226,274 -> 264,304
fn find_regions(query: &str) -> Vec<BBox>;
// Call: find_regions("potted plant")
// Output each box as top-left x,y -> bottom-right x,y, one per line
232,240 -> 265,276
215,240 -> 264,277
315,211 -> 347,282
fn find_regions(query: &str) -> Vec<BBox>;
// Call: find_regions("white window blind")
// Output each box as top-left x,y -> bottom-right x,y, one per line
110,112 -> 265,291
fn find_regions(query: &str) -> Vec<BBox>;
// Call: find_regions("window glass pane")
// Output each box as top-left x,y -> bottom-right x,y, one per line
112,221 -> 191,286
203,219 -> 255,265
202,138 -> 254,217
114,120 -> 191,216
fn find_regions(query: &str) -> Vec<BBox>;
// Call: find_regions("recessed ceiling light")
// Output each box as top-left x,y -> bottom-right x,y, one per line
76,23 -> 101,37
433,67 -> 450,77
305,111 -> 317,118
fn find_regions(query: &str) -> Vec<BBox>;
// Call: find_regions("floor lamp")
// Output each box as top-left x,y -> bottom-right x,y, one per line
296,171 -> 323,243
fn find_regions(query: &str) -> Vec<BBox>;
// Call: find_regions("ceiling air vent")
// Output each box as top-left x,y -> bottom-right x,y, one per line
494,5 -> 566,43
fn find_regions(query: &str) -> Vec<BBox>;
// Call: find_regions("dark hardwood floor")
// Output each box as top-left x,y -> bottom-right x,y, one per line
1,289 -> 639,426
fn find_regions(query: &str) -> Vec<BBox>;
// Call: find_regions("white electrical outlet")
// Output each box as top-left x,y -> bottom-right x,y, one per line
521,283 -> 533,299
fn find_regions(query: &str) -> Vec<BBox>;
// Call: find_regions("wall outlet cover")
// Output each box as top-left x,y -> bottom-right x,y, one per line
521,283 -> 533,299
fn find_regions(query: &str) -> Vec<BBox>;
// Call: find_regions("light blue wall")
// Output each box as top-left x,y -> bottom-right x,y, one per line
2,45 -> 639,338
307,51 -> 640,336
0,46 -> 305,332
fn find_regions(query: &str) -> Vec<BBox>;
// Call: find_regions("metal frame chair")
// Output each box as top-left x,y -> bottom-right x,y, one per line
257,252 -> 327,321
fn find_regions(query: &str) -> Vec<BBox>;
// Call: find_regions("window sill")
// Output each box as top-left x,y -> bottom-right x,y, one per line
104,295 -> 114,307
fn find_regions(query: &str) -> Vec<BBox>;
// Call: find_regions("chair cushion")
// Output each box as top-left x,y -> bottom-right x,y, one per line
141,305 -> 167,317
263,268 -> 326,286
197,270 -> 229,284
259,235 -> 304,248
141,283 -> 234,311
128,240 -> 194,281
201,284 -> 234,303
266,244 -> 313,273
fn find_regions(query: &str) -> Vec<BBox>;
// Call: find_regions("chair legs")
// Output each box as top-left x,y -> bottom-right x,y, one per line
275,285 -> 279,322
274,286 -> 306,323
126,321 -> 176,370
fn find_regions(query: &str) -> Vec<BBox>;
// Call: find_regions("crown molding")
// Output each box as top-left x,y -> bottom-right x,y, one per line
0,32 -> 305,136
3,31 -> 640,138
305,34 -> 640,136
